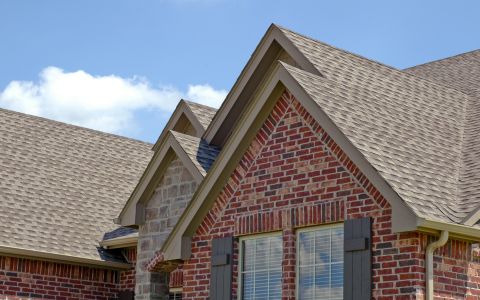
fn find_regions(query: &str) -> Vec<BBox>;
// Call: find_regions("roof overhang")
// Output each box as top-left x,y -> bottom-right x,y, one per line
116,131 -> 205,227
0,245 -> 132,270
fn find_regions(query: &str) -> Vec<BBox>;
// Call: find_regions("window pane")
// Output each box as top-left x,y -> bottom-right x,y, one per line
299,231 -> 314,266
241,235 -> 282,300
331,227 -> 344,263
168,292 -> 182,300
314,230 -> 331,265
268,269 -> 282,299
297,226 -> 344,300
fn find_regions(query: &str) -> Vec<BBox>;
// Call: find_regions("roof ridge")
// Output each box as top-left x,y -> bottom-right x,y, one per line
276,25 -> 400,71
0,107 -> 153,146
277,25 -> 471,98
403,48 -> 480,71
183,99 -> 218,111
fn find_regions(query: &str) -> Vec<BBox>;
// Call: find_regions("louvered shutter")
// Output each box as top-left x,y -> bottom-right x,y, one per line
344,217 -> 372,300
210,236 -> 233,300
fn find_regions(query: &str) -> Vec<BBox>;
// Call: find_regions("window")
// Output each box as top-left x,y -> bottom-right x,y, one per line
297,225 -> 344,300
239,234 -> 283,300
169,288 -> 182,300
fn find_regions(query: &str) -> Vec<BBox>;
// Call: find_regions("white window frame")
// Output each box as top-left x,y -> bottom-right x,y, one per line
237,232 -> 283,300
296,223 -> 344,300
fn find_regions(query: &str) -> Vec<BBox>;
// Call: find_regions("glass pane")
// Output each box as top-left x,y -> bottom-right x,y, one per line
268,270 -> 282,299
254,271 -> 268,298
241,235 -> 283,300
331,263 -> 343,287
297,226 -> 344,300
331,227 -> 344,263
315,230 -> 331,265
243,239 -> 255,271
242,272 -> 254,300
298,266 -> 314,300
331,262 -> 343,299
255,239 -> 269,270
298,231 -> 314,266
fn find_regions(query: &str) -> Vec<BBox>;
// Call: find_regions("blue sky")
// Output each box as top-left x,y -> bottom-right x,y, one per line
1,0 -> 479,143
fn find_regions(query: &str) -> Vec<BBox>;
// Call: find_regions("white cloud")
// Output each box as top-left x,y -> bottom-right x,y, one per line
0,66 -> 227,134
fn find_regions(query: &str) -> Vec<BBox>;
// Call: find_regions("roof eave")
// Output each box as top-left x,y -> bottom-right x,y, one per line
417,218 -> 480,241
99,234 -> 139,249
0,245 -> 132,270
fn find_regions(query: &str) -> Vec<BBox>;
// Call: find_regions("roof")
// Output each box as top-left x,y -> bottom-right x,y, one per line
275,26 -> 479,225
0,108 -> 153,263
158,25 -> 480,261
171,131 -> 220,176
152,100 -> 217,152
404,50 -> 480,224
117,97 -> 219,227
184,100 -> 218,130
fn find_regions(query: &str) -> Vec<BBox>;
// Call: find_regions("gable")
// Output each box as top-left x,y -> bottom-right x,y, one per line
196,90 -> 385,237
116,131 -> 210,227
152,100 -> 217,152
203,24 -> 320,147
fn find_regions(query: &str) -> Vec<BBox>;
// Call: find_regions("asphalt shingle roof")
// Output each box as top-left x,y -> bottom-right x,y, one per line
0,109 -> 153,261
184,100 -> 218,130
404,50 -> 480,220
278,26 -> 479,224
171,130 -> 220,176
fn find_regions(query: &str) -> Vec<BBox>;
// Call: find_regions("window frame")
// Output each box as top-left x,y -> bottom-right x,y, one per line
168,287 -> 182,300
237,231 -> 283,300
295,223 -> 344,300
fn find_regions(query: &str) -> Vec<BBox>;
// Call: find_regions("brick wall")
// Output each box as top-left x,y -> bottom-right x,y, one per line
0,255 -> 120,299
136,157 -> 197,300
119,247 -> 137,292
425,238 -> 480,299
181,90 -> 426,299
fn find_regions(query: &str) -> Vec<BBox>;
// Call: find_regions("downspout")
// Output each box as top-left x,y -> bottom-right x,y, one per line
425,230 -> 449,300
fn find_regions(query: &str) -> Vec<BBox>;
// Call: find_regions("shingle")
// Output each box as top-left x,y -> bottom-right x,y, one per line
170,130 -> 220,176
278,26 -> 479,224
404,50 -> 480,219
0,108 -> 152,261
184,100 -> 218,130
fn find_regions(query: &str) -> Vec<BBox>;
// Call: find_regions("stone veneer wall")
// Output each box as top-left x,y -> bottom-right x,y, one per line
135,157 -> 197,300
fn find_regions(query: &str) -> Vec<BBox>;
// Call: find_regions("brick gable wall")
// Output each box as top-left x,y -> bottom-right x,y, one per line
0,247 -> 136,299
180,90 -> 424,299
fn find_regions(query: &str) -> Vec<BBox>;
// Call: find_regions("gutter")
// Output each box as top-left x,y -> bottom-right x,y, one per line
99,234 -> 138,249
0,245 -> 132,270
425,231 -> 449,300
416,218 -> 480,241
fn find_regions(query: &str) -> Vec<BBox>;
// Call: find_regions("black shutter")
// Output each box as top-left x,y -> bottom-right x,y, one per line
210,236 -> 233,300
118,290 -> 134,300
344,217 -> 372,300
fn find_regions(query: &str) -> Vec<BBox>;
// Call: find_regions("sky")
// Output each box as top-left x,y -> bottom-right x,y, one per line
0,0 -> 479,143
